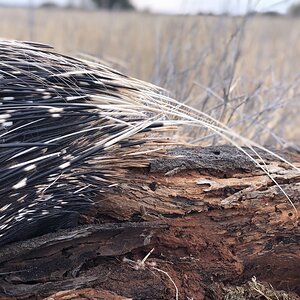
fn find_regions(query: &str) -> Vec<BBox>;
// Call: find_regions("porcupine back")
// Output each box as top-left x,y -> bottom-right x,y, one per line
0,40 -> 169,246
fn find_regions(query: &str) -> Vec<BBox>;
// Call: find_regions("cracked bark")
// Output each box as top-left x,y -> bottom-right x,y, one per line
0,146 -> 299,300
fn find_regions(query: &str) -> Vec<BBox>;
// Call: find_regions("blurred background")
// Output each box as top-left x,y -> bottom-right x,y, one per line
0,0 -> 299,148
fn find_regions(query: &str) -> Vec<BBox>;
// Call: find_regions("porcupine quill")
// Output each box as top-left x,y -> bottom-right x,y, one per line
0,40 -> 298,246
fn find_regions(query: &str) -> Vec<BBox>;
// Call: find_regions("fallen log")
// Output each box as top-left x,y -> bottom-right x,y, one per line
0,145 -> 299,299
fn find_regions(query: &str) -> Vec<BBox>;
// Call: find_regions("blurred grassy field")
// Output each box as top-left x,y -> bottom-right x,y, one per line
0,7 -> 299,146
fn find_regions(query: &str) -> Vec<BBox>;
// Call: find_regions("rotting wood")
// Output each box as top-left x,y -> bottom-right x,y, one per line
0,145 -> 299,299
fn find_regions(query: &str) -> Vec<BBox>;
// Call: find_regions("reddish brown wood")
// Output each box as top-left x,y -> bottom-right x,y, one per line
0,146 -> 299,299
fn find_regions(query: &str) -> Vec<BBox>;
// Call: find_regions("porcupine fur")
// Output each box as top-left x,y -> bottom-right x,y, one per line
0,40 -> 175,246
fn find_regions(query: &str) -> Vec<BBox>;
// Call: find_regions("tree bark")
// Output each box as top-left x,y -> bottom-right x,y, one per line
0,146 -> 299,300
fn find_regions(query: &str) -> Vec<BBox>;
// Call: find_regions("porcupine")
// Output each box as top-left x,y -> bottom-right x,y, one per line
0,40 -> 296,247
0,40 -> 180,246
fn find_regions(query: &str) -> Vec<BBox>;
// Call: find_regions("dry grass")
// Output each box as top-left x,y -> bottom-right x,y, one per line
0,7 -> 299,146
224,277 -> 298,300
